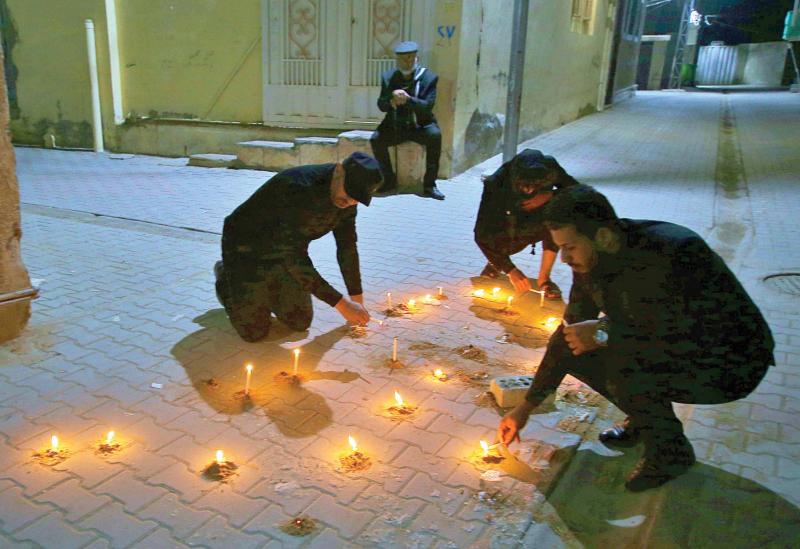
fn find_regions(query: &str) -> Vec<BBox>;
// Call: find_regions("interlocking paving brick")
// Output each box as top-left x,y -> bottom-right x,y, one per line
147,462 -> 210,503
186,515 -> 270,548
78,502 -> 158,547
13,512 -> 99,549
0,481 -> 51,533
138,493 -> 216,539
94,470 -> 171,512
34,478 -> 113,522
193,486 -> 268,528
304,493 -> 375,539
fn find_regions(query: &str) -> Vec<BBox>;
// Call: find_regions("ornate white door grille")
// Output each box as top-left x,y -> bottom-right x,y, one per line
262,0 -> 432,127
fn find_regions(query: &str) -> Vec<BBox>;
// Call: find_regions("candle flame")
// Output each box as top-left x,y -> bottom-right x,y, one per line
246,363 -> 253,373
294,348 -> 300,357
492,287 -> 500,295
480,440 -> 489,457
216,449 -> 224,464
408,299 -> 416,308
474,289 -> 485,297
424,294 -> 432,302
106,431 -> 115,445
51,435 -> 59,451
545,317 -> 559,329
434,368 -> 444,378
507,296 -> 513,306
348,435 -> 358,452
394,391 -> 404,407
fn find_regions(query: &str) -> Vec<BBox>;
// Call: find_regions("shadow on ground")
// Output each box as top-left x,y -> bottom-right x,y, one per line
468,276 -> 565,349
171,309 -> 362,438
546,446 -> 800,548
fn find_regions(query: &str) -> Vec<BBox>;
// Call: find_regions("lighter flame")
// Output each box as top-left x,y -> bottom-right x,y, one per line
246,363 -> 253,373
106,431 -> 115,445
215,449 -> 224,464
492,287 -> 500,296
480,440 -> 489,457
394,391 -> 404,407
348,435 -> 358,453
51,435 -> 59,451
474,289 -> 485,297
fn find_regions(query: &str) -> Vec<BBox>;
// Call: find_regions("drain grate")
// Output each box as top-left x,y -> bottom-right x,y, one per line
764,273 -> 800,296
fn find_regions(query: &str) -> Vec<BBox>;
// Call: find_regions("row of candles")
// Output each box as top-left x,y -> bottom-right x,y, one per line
473,286 -> 545,307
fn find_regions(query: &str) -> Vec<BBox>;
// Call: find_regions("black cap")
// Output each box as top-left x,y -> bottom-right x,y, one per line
394,41 -> 419,54
343,152 -> 382,206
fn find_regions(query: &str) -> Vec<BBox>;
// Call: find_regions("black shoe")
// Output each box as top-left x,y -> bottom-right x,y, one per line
599,417 -> 640,448
423,185 -> 445,200
625,435 -> 695,492
480,263 -> 502,279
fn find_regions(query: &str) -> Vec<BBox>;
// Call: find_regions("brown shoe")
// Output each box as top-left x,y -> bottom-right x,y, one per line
625,435 -> 695,492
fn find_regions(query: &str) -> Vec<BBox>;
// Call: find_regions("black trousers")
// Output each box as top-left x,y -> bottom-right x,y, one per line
215,257 -> 313,342
370,123 -> 442,187
533,329 -> 770,454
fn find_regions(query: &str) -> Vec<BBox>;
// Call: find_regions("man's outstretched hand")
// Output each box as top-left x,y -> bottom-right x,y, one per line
335,297 -> 370,326
497,401 -> 535,446
508,268 -> 533,293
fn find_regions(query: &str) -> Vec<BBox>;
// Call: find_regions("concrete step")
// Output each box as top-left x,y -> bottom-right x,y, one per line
236,140 -> 297,171
337,130 -> 374,160
295,136 -> 338,165
187,153 -> 237,168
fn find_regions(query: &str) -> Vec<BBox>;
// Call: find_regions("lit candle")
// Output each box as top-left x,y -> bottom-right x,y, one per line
216,449 -> 225,464
51,435 -> 59,451
392,337 -> 398,362
293,348 -> 300,376
423,294 -> 432,303
106,430 -> 115,445
474,289 -> 485,298
545,316 -> 559,330
408,299 -> 416,309
480,440 -> 490,458
433,368 -> 444,379
387,292 -> 392,308
348,435 -> 358,453
539,290 -> 545,307
507,296 -> 513,308
244,363 -> 253,395
492,287 -> 500,297
394,391 -> 404,407
438,286 -> 443,297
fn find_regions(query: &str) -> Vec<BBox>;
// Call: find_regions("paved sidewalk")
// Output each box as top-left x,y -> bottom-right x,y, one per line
1,91 -> 798,547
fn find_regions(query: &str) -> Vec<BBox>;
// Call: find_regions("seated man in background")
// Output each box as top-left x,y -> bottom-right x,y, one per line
498,184 -> 774,491
370,40 -> 445,201
215,152 -> 382,342
474,149 -> 578,299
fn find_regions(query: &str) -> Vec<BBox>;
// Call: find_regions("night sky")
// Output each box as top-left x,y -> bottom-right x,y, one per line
645,0 -> 796,45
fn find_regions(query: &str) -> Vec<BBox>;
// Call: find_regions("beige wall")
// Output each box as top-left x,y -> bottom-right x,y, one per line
4,0 -> 262,150
5,0 -> 621,175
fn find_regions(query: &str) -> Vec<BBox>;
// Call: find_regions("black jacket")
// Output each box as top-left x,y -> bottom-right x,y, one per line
222,164 -> 362,307
527,219 -> 775,402
474,150 -> 578,273
377,66 -> 438,130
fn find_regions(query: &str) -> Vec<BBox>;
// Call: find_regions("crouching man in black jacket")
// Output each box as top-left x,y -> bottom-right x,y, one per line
215,152 -> 382,342
497,184 -> 774,491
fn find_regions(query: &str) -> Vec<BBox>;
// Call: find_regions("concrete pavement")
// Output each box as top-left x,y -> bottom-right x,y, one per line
1,90 -> 799,547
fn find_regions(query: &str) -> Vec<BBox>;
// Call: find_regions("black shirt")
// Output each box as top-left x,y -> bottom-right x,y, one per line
527,219 -> 775,402
222,164 -> 362,307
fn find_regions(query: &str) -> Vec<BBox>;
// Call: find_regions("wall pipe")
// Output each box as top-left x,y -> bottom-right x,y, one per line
84,19 -> 104,152
502,0 -> 530,163
104,0 -> 124,125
